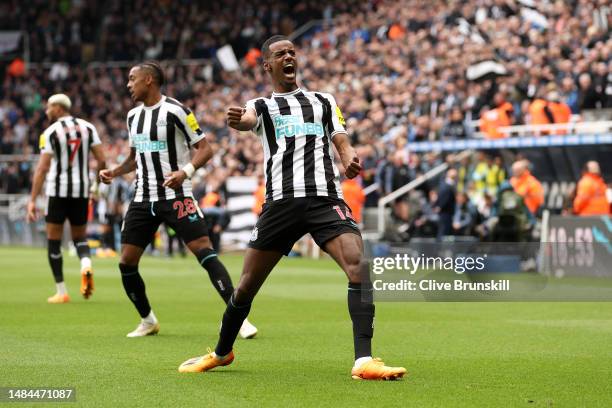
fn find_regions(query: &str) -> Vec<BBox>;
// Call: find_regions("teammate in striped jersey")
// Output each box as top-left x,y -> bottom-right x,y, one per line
179,36 -> 406,380
99,61 -> 257,339
27,93 -> 107,303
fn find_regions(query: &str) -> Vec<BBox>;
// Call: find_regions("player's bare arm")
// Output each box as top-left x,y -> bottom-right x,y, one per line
100,147 -> 137,184
333,132 -> 362,179
27,153 -> 52,222
227,106 -> 257,131
163,138 -> 212,190
91,144 -> 107,182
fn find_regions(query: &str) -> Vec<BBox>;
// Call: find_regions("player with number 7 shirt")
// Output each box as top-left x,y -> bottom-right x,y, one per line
99,61 -> 257,339
28,93 -> 107,304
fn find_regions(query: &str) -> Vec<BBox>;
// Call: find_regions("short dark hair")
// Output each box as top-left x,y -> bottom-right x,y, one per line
138,60 -> 165,86
261,35 -> 291,58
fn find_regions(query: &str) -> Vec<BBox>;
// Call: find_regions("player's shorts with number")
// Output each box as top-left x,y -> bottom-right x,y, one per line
45,197 -> 89,225
121,197 -> 208,248
248,196 -> 361,255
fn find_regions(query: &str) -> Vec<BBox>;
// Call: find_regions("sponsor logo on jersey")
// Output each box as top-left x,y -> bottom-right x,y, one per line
132,134 -> 168,152
273,114 -> 324,139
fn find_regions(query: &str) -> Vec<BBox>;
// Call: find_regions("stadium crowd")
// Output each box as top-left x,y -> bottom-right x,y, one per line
1,0 -> 611,244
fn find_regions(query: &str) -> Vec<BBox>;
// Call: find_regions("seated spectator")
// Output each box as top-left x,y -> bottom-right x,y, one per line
452,192 -> 477,236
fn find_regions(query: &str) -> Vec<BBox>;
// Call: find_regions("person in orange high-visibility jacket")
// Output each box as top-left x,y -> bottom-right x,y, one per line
510,160 -> 544,215
480,93 -> 513,139
341,177 -> 365,223
201,191 -> 221,209
547,91 -> 572,134
528,98 -> 553,126
573,161 -> 610,216
252,177 -> 266,216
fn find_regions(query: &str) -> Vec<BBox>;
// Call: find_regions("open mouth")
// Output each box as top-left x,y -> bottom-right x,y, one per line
282,64 -> 296,76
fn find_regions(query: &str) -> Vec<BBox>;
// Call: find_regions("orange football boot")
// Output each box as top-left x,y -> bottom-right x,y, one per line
178,349 -> 234,373
351,358 -> 406,380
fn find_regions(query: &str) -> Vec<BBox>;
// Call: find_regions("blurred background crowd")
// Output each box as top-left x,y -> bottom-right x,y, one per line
0,0 -> 610,250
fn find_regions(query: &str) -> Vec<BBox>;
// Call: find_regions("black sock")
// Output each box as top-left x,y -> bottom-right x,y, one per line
73,239 -> 90,260
197,248 -> 234,303
348,282 -> 375,360
215,293 -> 251,356
119,263 -> 151,318
47,239 -> 63,283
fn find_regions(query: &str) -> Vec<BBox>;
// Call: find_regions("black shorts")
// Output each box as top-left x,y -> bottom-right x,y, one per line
121,197 -> 208,249
248,197 -> 361,255
45,197 -> 89,226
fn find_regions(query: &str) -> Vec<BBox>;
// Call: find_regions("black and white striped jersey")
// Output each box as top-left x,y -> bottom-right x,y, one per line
127,95 -> 205,202
39,115 -> 102,198
245,88 -> 346,202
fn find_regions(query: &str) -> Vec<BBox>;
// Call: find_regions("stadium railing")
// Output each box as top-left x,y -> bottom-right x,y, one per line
374,150 -> 473,237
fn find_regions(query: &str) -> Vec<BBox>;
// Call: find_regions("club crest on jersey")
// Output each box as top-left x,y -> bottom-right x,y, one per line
250,226 -> 258,242
274,115 -> 324,139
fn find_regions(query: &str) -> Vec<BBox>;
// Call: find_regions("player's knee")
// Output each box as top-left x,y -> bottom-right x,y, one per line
233,286 -> 254,305
344,253 -> 364,282
120,251 -> 140,266
186,236 -> 211,254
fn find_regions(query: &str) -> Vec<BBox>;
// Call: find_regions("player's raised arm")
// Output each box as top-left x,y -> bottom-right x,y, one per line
227,106 -> 257,131
333,132 -> 362,179
99,147 -> 137,184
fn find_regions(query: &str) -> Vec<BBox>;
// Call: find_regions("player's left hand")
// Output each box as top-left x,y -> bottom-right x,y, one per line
344,156 -> 362,179
26,201 -> 38,223
163,171 -> 187,190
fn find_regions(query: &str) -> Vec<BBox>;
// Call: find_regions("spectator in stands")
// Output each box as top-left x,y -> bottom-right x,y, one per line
560,77 -> 580,114
578,73 -> 601,110
573,161 -> 610,216
378,151 -> 412,196
510,160 -> 544,216
547,91 -> 572,126
341,176 -> 365,224
441,106 -> 468,140
435,168 -> 457,241
452,192 -> 477,236
412,190 -> 438,238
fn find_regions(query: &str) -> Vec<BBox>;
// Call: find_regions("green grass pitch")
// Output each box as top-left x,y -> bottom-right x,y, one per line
1,246 -> 611,407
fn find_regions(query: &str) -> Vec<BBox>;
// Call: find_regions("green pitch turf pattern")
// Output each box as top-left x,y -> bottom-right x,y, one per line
1,247 -> 611,407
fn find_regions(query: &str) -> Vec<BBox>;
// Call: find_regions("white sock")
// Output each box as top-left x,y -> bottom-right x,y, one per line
142,311 -> 158,325
354,356 -> 372,368
80,257 -> 92,270
56,282 -> 67,295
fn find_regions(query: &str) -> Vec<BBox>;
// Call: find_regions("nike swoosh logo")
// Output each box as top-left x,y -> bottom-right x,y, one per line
49,253 -> 62,259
